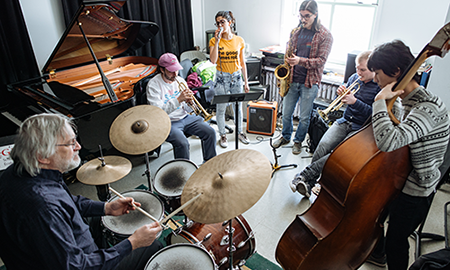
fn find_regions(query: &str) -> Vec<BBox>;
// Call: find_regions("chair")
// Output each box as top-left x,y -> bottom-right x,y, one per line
180,50 -> 207,65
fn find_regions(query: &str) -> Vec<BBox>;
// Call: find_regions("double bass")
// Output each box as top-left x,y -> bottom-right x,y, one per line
276,22 -> 450,270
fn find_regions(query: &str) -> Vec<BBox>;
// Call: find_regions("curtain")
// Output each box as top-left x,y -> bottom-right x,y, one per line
0,0 -> 40,106
61,0 -> 195,59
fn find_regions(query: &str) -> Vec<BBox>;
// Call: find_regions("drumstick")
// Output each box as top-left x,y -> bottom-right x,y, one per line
109,187 -> 160,223
161,193 -> 202,224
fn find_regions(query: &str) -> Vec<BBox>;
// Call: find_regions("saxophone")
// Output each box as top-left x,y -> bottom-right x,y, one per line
275,32 -> 295,97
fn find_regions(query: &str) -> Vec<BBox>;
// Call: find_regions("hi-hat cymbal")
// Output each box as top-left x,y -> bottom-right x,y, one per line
181,149 -> 272,224
110,105 -> 170,155
76,156 -> 132,185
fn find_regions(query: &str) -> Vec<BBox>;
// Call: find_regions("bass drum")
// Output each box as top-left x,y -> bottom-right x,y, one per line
167,215 -> 256,269
102,190 -> 164,245
145,243 -> 217,270
153,159 -> 198,214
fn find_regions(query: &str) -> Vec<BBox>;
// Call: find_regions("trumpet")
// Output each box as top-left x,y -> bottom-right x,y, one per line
318,79 -> 361,121
175,78 -> 213,122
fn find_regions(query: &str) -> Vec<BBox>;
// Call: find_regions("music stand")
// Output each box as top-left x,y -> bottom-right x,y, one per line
212,90 -> 264,149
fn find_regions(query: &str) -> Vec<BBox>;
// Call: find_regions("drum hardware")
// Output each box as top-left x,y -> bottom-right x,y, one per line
109,105 -> 171,192
237,231 -> 255,249
197,233 -> 212,246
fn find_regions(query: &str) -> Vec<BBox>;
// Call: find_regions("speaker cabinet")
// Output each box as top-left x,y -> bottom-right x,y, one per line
247,101 -> 277,136
246,58 -> 261,85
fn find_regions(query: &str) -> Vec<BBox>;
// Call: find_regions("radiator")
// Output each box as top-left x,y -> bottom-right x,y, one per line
262,66 -> 342,118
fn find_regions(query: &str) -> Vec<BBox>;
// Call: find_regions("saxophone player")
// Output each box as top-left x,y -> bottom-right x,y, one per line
272,0 -> 333,155
146,53 -> 217,163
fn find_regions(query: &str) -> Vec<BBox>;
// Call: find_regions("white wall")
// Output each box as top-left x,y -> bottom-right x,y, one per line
19,0 -> 65,72
191,0 -> 282,54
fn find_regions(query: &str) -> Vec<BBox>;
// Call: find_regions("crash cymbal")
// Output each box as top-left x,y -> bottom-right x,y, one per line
109,105 -> 171,155
77,156 -> 132,185
181,149 -> 272,224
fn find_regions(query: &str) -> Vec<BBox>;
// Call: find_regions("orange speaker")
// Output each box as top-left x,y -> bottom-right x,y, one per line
246,101 -> 277,136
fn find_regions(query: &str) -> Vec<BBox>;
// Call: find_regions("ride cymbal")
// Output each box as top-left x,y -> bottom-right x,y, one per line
181,149 -> 272,224
76,156 -> 132,185
109,105 -> 170,155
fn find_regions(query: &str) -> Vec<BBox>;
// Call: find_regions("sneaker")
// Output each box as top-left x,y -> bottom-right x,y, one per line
289,175 -> 312,198
238,133 -> 250,144
272,136 -> 289,148
219,135 -> 228,148
366,253 -> 387,267
292,142 -> 302,155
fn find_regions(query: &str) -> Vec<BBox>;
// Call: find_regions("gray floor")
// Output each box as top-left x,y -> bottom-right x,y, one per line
2,118 -> 449,269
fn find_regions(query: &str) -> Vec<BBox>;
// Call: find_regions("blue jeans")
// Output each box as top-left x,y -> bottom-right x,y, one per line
300,121 -> 355,184
214,71 -> 244,135
281,83 -> 318,143
166,115 -> 216,162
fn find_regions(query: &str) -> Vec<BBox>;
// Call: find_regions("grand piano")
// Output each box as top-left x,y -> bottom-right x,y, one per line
3,1 -> 160,165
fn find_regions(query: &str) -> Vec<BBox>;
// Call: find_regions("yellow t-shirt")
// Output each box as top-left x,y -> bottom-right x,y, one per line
209,35 -> 245,74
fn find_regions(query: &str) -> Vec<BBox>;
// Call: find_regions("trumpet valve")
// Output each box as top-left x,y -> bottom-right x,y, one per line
317,109 -> 329,121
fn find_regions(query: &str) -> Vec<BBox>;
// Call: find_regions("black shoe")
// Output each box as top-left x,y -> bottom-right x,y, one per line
366,253 -> 387,267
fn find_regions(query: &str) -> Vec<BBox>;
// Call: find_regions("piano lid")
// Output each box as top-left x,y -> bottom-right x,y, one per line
42,1 -> 159,74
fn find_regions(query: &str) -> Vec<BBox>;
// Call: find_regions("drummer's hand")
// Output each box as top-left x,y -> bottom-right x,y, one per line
105,197 -> 141,216
128,222 -> 162,250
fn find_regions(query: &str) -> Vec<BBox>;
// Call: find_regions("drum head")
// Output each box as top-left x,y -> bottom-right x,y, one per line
102,190 -> 164,236
145,244 -> 215,270
154,159 -> 198,197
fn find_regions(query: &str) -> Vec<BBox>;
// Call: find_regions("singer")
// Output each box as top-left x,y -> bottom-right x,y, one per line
272,0 -> 333,155
209,10 -> 250,148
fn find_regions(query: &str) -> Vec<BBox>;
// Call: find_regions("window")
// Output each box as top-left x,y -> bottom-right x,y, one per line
281,0 -> 378,67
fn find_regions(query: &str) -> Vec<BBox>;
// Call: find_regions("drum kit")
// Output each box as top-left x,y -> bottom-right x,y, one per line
75,104 -> 273,269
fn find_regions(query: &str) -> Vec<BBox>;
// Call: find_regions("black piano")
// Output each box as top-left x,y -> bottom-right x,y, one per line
3,1 -> 159,163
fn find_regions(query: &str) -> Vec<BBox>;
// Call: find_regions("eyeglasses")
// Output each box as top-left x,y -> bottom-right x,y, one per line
214,19 -> 227,27
56,139 -> 78,149
299,13 -> 314,19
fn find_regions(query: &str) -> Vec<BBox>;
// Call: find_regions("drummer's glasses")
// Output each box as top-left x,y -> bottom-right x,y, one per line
56,138 -> 78,149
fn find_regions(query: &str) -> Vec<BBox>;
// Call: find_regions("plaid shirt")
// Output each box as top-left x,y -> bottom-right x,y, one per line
287,24 -> 333,88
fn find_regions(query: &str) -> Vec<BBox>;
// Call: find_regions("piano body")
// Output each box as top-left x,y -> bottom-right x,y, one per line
3,1 -> 160,162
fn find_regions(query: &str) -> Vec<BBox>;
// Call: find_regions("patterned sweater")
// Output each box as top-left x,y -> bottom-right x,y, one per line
372,86 -> 450,197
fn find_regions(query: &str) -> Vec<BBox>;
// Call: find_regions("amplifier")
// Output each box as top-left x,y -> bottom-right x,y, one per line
247,101 -> 277,136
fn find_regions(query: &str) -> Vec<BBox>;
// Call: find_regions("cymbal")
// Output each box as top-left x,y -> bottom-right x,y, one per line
181,149 -> 272,224
109,105 -> 171,155
76,156 -> 132,185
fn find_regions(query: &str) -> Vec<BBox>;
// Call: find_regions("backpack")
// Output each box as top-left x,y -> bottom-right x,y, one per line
306,109 -> 329,153
409,248 -> 450,270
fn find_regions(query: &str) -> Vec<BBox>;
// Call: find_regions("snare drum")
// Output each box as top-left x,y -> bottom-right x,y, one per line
145,243 -> 216,270
153,159 -> 198,214
102,190 -> 164,245
167,215 -> 256,269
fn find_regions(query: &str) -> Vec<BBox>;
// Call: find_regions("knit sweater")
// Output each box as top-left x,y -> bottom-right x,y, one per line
372,86 -> 450,197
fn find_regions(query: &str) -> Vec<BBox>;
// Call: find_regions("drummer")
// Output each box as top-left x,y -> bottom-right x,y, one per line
0,113 -> 163,270
146,52 -> 217,163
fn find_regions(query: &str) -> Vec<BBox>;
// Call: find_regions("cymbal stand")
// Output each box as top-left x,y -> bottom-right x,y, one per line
142,152 -> 154,193
270,138 -> 297,177
95,146 -> 111,201
227,219 -> 235,270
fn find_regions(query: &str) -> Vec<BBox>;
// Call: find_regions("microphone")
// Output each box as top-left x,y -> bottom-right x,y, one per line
218,27 -> 223,38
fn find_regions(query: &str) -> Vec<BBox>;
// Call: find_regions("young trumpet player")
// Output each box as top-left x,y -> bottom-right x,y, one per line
146,53 -> 217,163
290,50 -> 380,198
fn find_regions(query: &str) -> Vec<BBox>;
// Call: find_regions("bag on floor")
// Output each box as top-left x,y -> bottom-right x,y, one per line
306,109 -> 329,153
409,248 -> 450,270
